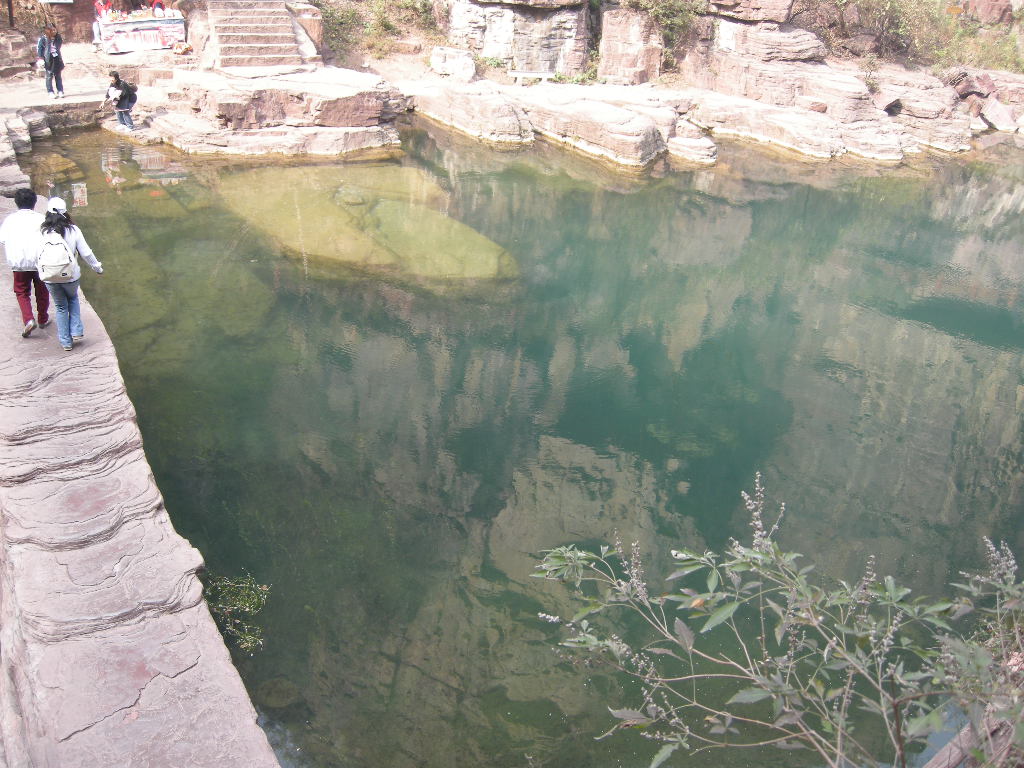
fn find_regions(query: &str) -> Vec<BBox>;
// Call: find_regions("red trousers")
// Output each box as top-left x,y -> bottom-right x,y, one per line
12,270 -> 49,326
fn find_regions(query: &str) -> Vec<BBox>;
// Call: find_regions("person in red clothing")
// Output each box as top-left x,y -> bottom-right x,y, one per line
92,0 -> 112,48
0,189 -> 49,338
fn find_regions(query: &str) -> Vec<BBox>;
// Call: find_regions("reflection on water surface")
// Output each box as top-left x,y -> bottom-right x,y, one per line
26,125 -> 1024,768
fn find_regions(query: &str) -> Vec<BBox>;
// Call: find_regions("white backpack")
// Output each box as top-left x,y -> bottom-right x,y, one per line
37,230 -> 74,283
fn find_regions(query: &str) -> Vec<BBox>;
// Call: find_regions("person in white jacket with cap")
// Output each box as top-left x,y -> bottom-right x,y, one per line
0,188 -> 49,338
37,197 -> 103,351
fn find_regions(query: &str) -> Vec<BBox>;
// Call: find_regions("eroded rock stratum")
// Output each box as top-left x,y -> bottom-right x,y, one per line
0,291 -> 279,767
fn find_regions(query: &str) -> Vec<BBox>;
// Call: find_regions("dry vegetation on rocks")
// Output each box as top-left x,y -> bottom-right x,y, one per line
314,0 -> 1024,77
310,0 -> 441,64
792,0 -> 1024,71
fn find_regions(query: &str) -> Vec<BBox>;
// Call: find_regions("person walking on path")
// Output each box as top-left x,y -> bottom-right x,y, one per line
37,198 -> 103,352
36,25 -> 65,99
0,189 -> 49,338
103,72 -> 137,131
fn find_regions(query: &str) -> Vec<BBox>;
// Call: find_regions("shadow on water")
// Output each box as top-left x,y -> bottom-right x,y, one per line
895,297 -> 1024,351
21,124 -> 1024,768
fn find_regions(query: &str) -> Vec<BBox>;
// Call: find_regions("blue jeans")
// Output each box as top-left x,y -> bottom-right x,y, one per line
116,108 -> 134,129
45,68 -> 64,94
44,280 -> 82,348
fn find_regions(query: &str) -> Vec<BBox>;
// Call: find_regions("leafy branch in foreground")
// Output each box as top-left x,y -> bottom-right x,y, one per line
535,474 -> 1024,768
204,571 -> 270,656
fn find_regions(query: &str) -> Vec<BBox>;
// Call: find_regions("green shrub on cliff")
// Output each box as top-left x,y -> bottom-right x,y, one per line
535,475 -> 1024,768
622,0 -> 709,49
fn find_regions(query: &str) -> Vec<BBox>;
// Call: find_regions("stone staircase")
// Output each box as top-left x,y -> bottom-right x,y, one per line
207,0 -> 305,69
0,30 -> 35,78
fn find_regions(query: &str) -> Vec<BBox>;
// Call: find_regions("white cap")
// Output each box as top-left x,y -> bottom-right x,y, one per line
46,197 -> 67,214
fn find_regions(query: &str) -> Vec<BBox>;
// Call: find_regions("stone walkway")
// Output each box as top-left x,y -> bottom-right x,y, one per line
2,43 -> 159,110
0,287 -> 279,766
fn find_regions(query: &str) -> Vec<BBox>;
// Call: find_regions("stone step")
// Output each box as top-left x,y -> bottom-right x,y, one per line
208,11 -> 290,21
207,0 -> 303,72
208,7 -> 289,14
210,17 -> 291,29
208,7 -> 288,15
208,5 -> 288,11
211,20 -> 294,31
207,4 -> 289,13
215,29 -> 295,41
212,22 -> 294,34
216,63 -> 319,77
218,53 -> 303,66
208,2 -> 287,8
206,0 -> 288,7
207,6 -> 289,14
219,42 -> 297,55
217,32 -> 296,44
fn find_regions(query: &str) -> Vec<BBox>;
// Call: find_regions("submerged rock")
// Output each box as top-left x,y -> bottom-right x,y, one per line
366,198 -> 518,279
218,165 -> 518,282
255,676 -> 302,709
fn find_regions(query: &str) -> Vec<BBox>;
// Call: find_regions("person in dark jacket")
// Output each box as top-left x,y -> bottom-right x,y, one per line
36,25 -> 64,98
102,71 -> 138,131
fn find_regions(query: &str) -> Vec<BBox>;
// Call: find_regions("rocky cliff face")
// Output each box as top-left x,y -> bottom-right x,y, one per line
597,8 -> 663,84
440,0 -> 591,75
651,15 -> 970,155
389,5 -> 998,168
583,0 -> 1024,160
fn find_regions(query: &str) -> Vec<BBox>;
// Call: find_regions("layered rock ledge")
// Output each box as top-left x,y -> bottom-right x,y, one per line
4,34 -> 1024,173
0,257 -> 279,768
143,67 -> 412,155
122,58 -> 1006,169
